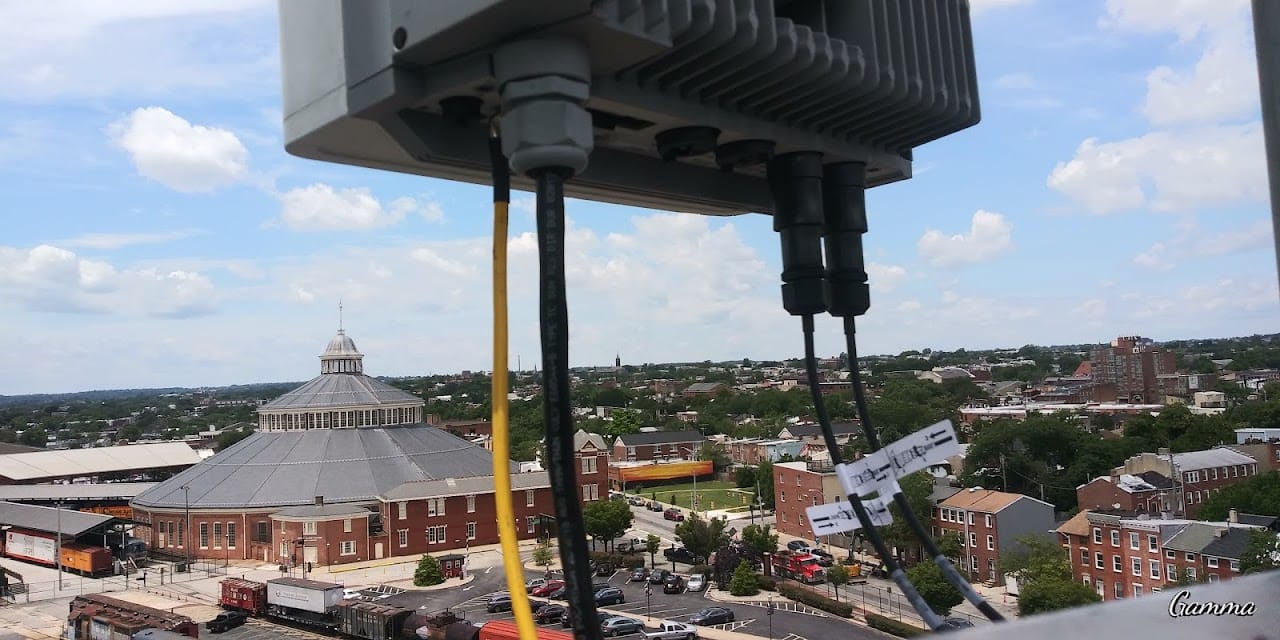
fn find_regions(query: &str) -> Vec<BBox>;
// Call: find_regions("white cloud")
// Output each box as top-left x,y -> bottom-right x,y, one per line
1195,221 -> 1274,256
917,210 -> 1015,267
1074,298 -> 1107,319
867,263 -> 908,294
994,72 -> 1036,89
0,244 -> 216,317
969,0 -> 1032,16
1101,0 -> 1257,127
276,184 -> 443,231
410,248 -> 473,277
107,108 -> 248,192
1133,243 -> 1175,271
60,229 -> 207,250
1047,124 -> 1266,214
0,1 -> 277,100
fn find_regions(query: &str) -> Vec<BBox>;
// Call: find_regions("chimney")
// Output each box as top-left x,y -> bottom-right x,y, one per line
315,495 -> 324,506
1157,447 -> 1170,457
1228,508 -> 1238,524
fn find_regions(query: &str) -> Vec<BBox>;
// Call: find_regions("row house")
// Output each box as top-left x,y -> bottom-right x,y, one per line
574,430 -> 610,502
1112,447 -> 1260,518
777,422 -> 862,447
931,488 -> 1056,584
1076,471 -> 1176,514
1057,509 -> 1273,602
726,438 -> 804,466
613,431 -> 706,462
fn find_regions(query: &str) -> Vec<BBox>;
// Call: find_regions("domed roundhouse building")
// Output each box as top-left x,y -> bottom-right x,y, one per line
130,330 -> 568,567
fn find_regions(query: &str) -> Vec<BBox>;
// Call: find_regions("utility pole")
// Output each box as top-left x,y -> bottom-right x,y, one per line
999,452 -> 1008,492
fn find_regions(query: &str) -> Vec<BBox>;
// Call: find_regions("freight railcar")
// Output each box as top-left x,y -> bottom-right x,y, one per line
219,578 -> 267,615
66,594 -> 198,639
266,577 -> 346,629
4,530 -> 116,577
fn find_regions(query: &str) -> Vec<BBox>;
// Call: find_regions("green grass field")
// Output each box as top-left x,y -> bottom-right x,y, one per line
629,480 -> 757,511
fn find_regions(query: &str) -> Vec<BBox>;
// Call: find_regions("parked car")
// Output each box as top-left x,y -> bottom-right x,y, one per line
663,575 -> 685,594
596,587 -> 626,606
532,580 -> 564,597
689,607 -> 735,626
206,611 -> 248,633
616,538 -> 644,553
685,575 -> 705,592
549,586 -> 570,600
630,567 -> 651,582
942,617 -> 975,629
648,568 -> 671,584
535,604 -> 567,623
648,502 -> 664,512
663,508 -> 685,521
486,593 -> 513,613
526,578 -> 548,593
593,582 -> 613,594
629,496 -> 647,506
643,620 -> 699,640
664,547 -> 705,565
561,605 -> 574,628
786,540 -> 811,552
596,562 -> 617,576
810,549 -> 835,567
601,616 -> 645,636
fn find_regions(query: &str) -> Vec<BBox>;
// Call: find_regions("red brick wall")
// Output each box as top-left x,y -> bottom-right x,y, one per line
134,509 -> 274,563
1068,522 -> 1169,601
931,507 -> 1000,582
773,465 -> 826,540
1180,462 -> 1259,518
381,487 -> 555,560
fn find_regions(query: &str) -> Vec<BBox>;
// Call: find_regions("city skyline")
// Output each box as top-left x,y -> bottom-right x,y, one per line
1,0 -> 1277,395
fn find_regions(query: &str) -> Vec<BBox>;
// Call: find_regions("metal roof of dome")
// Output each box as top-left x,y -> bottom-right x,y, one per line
323,329 -> 361,357
258,372 -> 421,410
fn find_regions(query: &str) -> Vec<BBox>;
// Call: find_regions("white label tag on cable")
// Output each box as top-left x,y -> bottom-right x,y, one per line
807,495 -> 894,535
835,420 -> 960,497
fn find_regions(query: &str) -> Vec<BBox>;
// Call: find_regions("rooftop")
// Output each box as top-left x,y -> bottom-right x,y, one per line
0,483 -> 157,502
258,372 -> 422,411
131,425 -> 500,510
0,501 -> 116,537
1171,448 -> 1257,471
0,442 -> 202,482
614,430 -> 706,447
940,488 -> 1044,513
782,423 -> 861,438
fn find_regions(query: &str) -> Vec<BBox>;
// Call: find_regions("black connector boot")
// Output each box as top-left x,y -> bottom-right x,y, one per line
821,161 -> 871,318
768,152 -> 827,316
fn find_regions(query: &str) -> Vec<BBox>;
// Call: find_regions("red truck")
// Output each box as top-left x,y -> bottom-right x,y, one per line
771,551 -> 825,584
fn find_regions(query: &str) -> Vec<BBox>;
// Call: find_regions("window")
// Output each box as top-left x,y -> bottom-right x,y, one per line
213,523 -> 222,549
527,516 -> 536,534
1206,557 -> 1219,568
256,521 -> 269,544
1150,560 -> 1160,579
199,523 -> 210,549
1134,584 -> 1143,597
1148,535 -> 1158,552
1093,528 -> 1102,544
467,495 -> 476,513
971,556 -> 978,570
1129,532 -> 1139,550
1114,581 -> 1124,599
1186,567 -> 1196,581
467,522 -> 477,541
303,521 -> 316,536
1230,559 -> 1240,572
341,541 -> 355,555
1207,574 -> 1219,583
967,512 -> 975,526
986,535 -> 994,551
984,514 -> 992,528
969,533 -> 977,547
344,519 -> 352,534
526,490 -> 535,507
428,498 -> 445,517
281,519 -> 287,533
796,475 -> 801,486
582,484 -> 599,501
581,457 -> 597,474
1112,555 -> 1122,572
1167,564 -> 1176,580
1231,466 -> 1238,477
1080,548 -> 1089,565
781,491 -> 786,502
398,529 -> 408,548
427,525 -> 447,544
1210,468 -> 1217,480
1095,552 -> 1104,569
397,501 -> 407,520
1083,575 -> 1091,586
626,446 -> 636,459
1132,558 -> 1141,576
1166,549 -> 1174,559
1110,530 -> 1120,547
227,522 -> 236,549
1185,552 -> 1195,562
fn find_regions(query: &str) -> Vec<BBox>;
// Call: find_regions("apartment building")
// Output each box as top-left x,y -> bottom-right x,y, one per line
931,488 -> 1055,583
1076,471 -> 1176,514
574,430 -> 610,502
612,431 -> 706,462
1112,448 -> 1261,517
726,438 -> 804,466
1089,336 -> 1178,404
773,460 -> 843,542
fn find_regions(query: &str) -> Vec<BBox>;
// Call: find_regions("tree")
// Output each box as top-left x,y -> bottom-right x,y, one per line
18,427 -> 47,448
413,555 -> 445,586
697,442 -> 732,472
0,428 -> 16,443
1197,472 -> 1280,520
757,461 -> 776,510
935,533 -> 964,564
905,561 -> 962,616
827,564 -> 850,601
215,426 -> 254,451
674,513 -> 730,561
728,560 -> 759,596
583,499 -> 634,550
533,542 -> 555,568
735,467 -> 757,489
1238,529 -> 1280,574
645,534 -> 661,569
605,409 -> 642,437
740,524 -> 779,561
999,534 -> 1100,616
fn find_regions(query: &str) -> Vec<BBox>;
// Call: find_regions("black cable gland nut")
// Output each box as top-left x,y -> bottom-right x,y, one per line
822,162 -> 871,317
769,152 -> 827,316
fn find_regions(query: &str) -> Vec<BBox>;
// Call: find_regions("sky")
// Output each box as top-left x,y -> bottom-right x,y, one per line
1,0 -> 1276,395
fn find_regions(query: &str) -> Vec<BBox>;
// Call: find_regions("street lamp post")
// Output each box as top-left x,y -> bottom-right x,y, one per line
180,485 -> 191,570
766,596 -> 775,640
644,584 -> 652,621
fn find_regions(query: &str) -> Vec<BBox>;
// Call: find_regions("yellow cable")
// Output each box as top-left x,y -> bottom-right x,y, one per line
491,199 -> 538,640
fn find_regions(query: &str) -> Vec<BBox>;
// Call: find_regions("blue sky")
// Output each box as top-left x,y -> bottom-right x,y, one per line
1,0 -> 1275,395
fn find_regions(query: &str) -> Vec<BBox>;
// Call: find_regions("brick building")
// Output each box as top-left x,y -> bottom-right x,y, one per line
931,488 -> 1055,583
772,460 -> 844,543
130,329 -> 565,567
1056,509 -> 1274,602
726,438 -> 804,466
1232,427 -> 1280,471
612,431 -> 706,462
1112,448 -> 1260,518
574,430 -> 610,502
1076,471 -> 1176,514
1089,336 -> 1178,404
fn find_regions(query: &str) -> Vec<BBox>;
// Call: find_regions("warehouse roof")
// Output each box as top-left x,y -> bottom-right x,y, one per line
0,483 -> 157,502
131,425 -> 503,510
0,442 -> 202,482
0,501 -> 115,537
